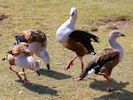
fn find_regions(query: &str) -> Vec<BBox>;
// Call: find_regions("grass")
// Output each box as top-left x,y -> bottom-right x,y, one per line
0,0 -> 133,99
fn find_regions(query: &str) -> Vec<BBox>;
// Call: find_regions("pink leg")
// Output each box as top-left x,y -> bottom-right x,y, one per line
72,77 -> 82,81
9,66 -> 22,80
22,69 -> 31,84
106,77 -> 114,92
81,61 -> 84,72
78,56 -> 84,72
72,57 -> 84,80
97,72 -> 114,92
65,56 -> 78,70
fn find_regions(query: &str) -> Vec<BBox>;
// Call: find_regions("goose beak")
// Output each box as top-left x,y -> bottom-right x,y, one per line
2,57 -> 6,61
36,70 -> 40,76
121,34 -> 125,37
47,64 -> 50,70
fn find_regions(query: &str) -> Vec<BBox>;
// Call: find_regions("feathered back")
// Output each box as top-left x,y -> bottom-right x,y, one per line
9,44 -> 31,56
95,48 -> 119,63
28,30 -> 47,43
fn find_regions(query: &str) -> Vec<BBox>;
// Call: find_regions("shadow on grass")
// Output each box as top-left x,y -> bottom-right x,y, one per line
88,78 -> 133,99
39,68 -> 71,80
94,90 -> 133,100
89,78 -> 129,91
16,80 -> 58,96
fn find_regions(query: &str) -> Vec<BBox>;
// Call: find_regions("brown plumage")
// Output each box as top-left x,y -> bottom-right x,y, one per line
73,30 -> 125,92
20,29 -> 47,47
15,29 -> 50,70
19,42 -> 29,47
65,37 -> 88,57
97,48 -> 119,76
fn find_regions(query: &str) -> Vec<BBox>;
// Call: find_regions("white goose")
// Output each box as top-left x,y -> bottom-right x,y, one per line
6,44 -> 40,83
73,30 -> 125,92
56,7 -> 99,72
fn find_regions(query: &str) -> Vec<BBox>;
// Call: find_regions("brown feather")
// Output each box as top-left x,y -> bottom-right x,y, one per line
7,54 -> 15,65
28,30 -> 47,46
19,42 -> 29,47
19,30 -> 47,47
95,48 -> 119,76
10,44 -> 31,56
65,37 -> 88,56
20,31 -> 31,40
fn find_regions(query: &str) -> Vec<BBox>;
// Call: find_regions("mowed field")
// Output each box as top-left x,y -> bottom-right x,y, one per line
0,0 -> 133,100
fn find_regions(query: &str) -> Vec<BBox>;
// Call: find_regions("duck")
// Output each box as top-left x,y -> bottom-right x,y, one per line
73,30 -> 125,92
56,7 -> 99,72
15,29 -> 50,70
6,44 -> 40,83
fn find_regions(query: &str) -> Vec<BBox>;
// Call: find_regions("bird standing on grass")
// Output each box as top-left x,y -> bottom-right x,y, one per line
73,30 -> 125,92
15,29 -> 50,70
6,44 -> 40,83
56,7 -> 99,72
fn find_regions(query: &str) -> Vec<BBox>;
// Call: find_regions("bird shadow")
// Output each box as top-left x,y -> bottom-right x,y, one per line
16,80 -> 58,96
88,78 -> 133,99
39,68 -> 72,80
94,89 -> 133,100
88,78 -> 129,92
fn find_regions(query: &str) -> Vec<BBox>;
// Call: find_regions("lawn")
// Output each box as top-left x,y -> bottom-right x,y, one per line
0,0 -> 133,99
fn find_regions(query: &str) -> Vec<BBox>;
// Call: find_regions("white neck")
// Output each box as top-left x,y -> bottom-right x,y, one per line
109,36 -> 124,61
56,15 -> 77,42
65,16 -> 76,29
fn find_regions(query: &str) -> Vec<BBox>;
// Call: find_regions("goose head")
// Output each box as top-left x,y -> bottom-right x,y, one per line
70,7 -> 77,19
109,30 -> 125,39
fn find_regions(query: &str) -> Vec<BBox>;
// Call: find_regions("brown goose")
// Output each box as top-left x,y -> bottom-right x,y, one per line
15,29 -> 50,70
73,30 -> 125,92
56,7 -> 99,72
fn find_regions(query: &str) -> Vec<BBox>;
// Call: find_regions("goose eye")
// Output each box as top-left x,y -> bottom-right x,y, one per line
71,12 -> 75,16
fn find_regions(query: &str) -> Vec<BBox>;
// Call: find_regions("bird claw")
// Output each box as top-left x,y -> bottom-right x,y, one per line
64,61 -> 73,70
72,77 -> 82,81
64,65 -> 71,70
23,79 -> 31,84
106,87 -> 115,92
47,64 -> 50,70
18,72 -> 25,75
16,73 -> 22,80
64,64 -> 72,70
18,76 -> 22,80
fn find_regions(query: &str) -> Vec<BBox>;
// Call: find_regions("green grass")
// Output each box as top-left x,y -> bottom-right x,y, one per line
0,0 -> 133,99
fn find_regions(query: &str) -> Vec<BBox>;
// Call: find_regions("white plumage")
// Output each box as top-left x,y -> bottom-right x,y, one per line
15,55 -> 39,71
56,7 -> 77,44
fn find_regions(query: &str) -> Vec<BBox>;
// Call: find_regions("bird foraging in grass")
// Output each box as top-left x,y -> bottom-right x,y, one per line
56,7 -> 99,72
73,30 -> 125,92
15,29 -> 50,70
6,44 -> 40,84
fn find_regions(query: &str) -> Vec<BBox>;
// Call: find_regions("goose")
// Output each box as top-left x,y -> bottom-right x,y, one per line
56,7 -> 99,72
6,44 -> 40,83
15,29 -> 50,70
73,30 -> 125,92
